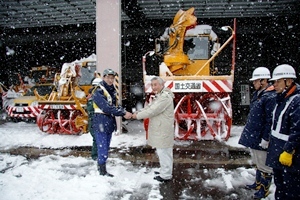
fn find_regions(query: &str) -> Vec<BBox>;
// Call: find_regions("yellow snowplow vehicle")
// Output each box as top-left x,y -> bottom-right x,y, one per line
4,66 -> 57,122
35,58 -> 98,134
6,83 -> 54,122
143,7 -> 236,141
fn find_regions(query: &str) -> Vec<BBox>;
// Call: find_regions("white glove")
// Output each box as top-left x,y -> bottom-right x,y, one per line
259,139 -> 269,149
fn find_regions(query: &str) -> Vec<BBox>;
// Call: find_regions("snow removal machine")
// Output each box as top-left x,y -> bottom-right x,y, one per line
34,58 -> 98,134
4,66 -> 57,122
142,7 -> 236,141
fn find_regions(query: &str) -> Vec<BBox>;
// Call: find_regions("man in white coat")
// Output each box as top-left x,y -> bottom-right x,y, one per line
132,76 -> 175,182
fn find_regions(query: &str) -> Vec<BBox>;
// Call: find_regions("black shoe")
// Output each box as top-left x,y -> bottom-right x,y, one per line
122,123 -> 128,133
154,176 -> 171,182
154,171 -> 160,175
98,164 -> 114,177
102,172 -> 114,177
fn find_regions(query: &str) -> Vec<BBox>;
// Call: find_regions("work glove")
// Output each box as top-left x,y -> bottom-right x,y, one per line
279,151 -> 294,167
259,139 -> 269,149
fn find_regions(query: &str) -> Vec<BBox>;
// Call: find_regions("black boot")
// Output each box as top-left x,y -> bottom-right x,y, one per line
98,164 -> 114,177
253,173 -> 272,199
91,141 -> 98,161
245,169 -> 261,190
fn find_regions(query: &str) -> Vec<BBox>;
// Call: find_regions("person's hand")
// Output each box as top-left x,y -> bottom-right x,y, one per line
123,112 -> 132,119
132,113 -> 137,119
259,139 -> 269,149
279,151 -> 294,167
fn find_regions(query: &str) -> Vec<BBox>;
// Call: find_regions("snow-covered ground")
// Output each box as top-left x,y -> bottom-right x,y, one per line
0,118 -> 275,200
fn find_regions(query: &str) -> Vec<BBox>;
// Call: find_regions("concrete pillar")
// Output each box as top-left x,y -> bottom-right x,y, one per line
96,1 -> 121,75
96,0 -> 122,133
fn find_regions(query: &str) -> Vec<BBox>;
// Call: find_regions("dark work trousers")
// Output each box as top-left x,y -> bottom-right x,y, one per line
92,113 -> 116,165
88,114 -> 97,160
273,168 -> 300,199
95,130 -> 113,165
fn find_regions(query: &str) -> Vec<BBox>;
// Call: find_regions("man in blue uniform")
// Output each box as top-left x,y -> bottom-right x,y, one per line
92,68 -> 132,177
266,64 -> 300,199
238,67 -> 276,199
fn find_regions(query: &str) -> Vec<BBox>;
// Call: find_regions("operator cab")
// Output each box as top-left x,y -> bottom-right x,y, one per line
184,36 -> 210,60
155,24 -> 220,76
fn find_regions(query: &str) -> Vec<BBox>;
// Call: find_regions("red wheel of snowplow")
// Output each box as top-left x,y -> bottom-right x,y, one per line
174,93 -> 232,141
56,110 -> 72,134
37,109 -> 83,134
198,93 -> 232,141
69,110 -> 83,134
37,110 -> 58,133
174,94 -> 201,140
56,110 -> 82,134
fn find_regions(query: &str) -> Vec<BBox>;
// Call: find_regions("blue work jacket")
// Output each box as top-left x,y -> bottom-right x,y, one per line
92,81 -> 125,133
238,84 -> 276,150
266,83 -> 300,173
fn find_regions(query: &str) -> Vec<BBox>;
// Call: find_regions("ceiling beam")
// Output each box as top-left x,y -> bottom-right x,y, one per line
121,0 -> 149,28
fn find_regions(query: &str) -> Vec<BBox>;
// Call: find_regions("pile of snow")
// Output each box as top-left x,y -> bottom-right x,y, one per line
0,120 -> 276,200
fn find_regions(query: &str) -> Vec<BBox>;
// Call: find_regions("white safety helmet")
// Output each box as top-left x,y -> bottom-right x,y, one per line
249,67 -> 271,81
92,78 -> 102,85
270,64 -> 297,81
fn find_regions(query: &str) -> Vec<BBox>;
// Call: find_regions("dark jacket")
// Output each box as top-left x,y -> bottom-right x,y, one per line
92,81 -> 126,133
266,83 -> 300,173
238,84 -> 276,150
87,86 -> 96,134
87,86 -> 97,116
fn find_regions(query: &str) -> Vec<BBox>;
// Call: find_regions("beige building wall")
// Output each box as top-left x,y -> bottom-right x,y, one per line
96,0 -> 122,132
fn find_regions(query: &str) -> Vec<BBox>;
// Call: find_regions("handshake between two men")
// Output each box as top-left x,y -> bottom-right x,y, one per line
123,111 -> 138,120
